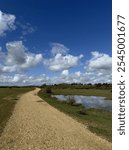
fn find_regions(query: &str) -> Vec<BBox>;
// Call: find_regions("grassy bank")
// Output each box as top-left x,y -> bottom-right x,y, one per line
38,88 -> 112,142
52,88 -> 112,100
0,87 -> 34,136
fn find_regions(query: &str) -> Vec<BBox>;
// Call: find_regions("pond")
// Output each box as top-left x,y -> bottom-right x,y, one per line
51,95 -> 112,111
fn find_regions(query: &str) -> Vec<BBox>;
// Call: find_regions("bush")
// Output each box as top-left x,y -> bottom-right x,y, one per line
45,87 -> 52,94
67,96 -> 76,106
78,108 -> 87,115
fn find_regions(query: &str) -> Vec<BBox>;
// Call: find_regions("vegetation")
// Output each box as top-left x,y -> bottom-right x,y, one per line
41,83 -> 112,90
53,88 -> 111,100
0,87 -> 34,136
38,87 -> 112,142
67,96 -> 76,105
42,83 -> 112,100
78,108 -> 88,115
0,83 -> 112,142
45,87 -> 52,94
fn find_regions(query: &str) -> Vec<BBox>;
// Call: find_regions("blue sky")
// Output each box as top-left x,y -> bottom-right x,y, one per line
0,0 -> 112,85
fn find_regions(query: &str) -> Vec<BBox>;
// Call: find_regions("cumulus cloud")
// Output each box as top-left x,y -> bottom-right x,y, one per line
0,63 -> 112,86
43,51 -> 112,85
0,10 -> 16,36
84,51 -> 112,83
44,53 -> 83,71
21,53 -> 43,69
0,47 -> 6,63
49,72 -> 84,84
43,43 -> 83,71
50,43 -> 69,56
0,41 -> 43,73
0,39 -> 112,85
88,51 -> 112,71
6,41 -> 26,65
75,71 -> 81,77
61,70 -> 69,76
0,74 -> 49,86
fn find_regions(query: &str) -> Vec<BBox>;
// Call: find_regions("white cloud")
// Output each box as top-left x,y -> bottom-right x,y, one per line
46,51 -> 112,85
49,72 -> 83,84
50,43 -> 69,56
0,47 -> 6,64
88,51 -> 112,71
84,51 -> 112,83
21,53 -> 43,69
0,40 -> 112,85
43,43 -> 83,71
6,41 -> 26,65
44,53 -> 83,71
0,74 -> 49,86
0,10 -> 16,36
0,41 -> 43,73
75,71 -> 81,77
0,64 -> 112,86
12,74 -> 27,83
2,66 -> 18,73
0,71 -> 79,86
61,70 -> 69,76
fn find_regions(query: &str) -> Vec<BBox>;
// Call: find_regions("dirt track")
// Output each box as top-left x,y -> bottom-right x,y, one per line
0,88 -> 111,150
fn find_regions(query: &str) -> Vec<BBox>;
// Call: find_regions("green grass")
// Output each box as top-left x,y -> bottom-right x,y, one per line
52,88 -> 112,100
38,88 -> 112,142
0,87 -> 34,136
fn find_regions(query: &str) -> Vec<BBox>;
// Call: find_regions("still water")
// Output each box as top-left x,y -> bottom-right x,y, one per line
52,95 -> 112,111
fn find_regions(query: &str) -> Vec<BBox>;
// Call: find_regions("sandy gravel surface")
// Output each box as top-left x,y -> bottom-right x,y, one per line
0,88 -> 111,150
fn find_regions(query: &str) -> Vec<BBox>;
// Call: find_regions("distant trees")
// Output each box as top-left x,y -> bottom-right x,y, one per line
41,83 -> 112,90
45,87 -> 52,94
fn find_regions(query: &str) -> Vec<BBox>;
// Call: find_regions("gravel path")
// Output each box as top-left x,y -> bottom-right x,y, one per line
0,88 -> 111,150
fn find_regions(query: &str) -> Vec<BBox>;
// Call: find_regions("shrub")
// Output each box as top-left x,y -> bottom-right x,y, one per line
67,96 -> 76,106
78,108 -> 87,115
45,87 -> 52,94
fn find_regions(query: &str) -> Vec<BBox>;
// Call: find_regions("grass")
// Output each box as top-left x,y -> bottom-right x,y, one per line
0,87 -> 34,136
52,88 -> 112,100
38,88 -> 112,142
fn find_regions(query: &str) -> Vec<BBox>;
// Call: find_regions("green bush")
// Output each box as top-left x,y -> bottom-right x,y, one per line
45,87 -> 52,94
78,108 -> 87,115
67,96 -> 76,106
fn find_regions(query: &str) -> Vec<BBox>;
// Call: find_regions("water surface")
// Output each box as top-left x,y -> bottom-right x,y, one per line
52,95 -> 112,111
